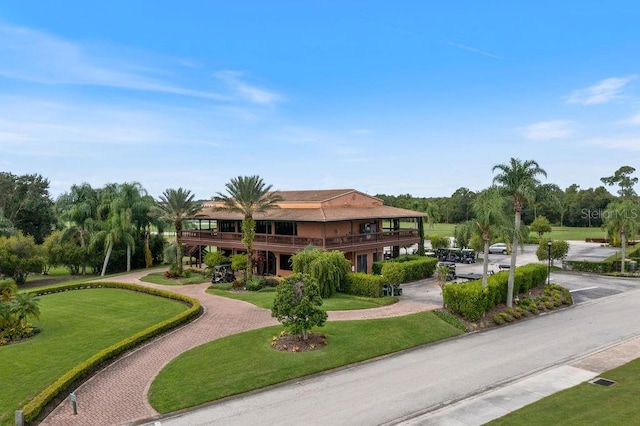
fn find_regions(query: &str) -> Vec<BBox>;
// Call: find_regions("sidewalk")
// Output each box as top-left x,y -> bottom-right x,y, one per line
398,336 -> 640,425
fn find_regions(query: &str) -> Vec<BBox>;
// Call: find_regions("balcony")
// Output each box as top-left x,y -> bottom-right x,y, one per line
178,229 -> 420,251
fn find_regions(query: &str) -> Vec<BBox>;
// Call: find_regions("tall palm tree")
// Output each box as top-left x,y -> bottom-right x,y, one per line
472,187 -> 508,288
57,183 -> 98,275
157,188 -> 203,275
603,199 -> 639,273
93,208 -> 136,276
493,158 -> 547,307
215,176 -> 283,281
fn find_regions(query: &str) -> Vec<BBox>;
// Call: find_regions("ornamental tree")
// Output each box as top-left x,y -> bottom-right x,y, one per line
271,273 -> 327,341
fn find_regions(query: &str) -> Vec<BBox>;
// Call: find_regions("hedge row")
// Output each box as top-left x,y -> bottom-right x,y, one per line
565,260 -> 615,273
372,254 -> 428,275
443,264 -> 548,321
21,282 -> 201,423
344,272 -> 385,297
381,257 -> 437,284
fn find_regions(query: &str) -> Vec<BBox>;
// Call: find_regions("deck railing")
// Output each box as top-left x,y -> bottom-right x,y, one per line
178,229 -> 419,249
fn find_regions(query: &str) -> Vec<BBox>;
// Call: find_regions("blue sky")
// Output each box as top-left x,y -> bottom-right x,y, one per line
1,1 -> 639,200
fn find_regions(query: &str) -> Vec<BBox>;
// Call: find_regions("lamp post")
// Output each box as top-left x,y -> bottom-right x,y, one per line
547,240 -> 553,285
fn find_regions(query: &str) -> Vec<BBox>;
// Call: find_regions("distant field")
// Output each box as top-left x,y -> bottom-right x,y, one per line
425,223 -> 607,241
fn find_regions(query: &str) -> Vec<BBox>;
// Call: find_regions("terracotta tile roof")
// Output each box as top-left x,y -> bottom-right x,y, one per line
196,189 -> 424,222
196,205 -> 425,222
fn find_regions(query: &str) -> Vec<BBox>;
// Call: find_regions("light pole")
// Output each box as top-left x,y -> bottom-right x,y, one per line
547,240 -> 552,285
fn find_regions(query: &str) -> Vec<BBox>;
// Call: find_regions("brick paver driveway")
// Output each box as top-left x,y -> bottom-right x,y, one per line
41,272 -> 439,426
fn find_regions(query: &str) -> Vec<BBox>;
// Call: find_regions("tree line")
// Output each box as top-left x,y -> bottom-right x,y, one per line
376,166 -> 638,228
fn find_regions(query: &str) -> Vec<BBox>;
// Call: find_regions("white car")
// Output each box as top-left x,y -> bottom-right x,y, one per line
488,243 -> 508,254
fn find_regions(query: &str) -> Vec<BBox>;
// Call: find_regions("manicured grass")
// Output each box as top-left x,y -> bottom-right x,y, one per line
207,287 -> 397,310
488,357 -> 640,425
0,288 -> 187,424
148,311 -> 463,413
541,226 -> 607,241
427,224 -> 607,241
140,272 -> 209,286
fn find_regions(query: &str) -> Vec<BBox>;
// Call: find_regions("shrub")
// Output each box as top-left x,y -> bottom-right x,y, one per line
245,275 -> 265,291
566,260 -> 615,273
271,273 -> 327,340
380,258 -> 437,285
203,251 -> 229,269
443,264 -> 548,321
344,273 -> 384,297
230,254 -> 248,272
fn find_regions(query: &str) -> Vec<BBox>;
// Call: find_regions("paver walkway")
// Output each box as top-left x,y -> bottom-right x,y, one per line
41,272 -> 439,426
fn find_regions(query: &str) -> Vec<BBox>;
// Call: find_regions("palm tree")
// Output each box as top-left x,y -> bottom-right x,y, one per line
10,292 -> 40,328
425,203 -> 439,232
472,187 -> 508,288
603,199 -> 639,273
157,188 -> 203,275
57,183 -> 98,275
93,208 -> 136,276
215,176 -> 283,281
493,158 -> 547,307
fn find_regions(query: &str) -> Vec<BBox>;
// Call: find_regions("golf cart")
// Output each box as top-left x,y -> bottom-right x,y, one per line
211,264 -> 235,284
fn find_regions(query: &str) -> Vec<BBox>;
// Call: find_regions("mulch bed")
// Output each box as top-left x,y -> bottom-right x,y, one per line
271,332 -> 327,352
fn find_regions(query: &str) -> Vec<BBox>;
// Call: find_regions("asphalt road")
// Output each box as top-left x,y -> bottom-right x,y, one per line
140,242 -> 632,425
143,274 -> 640,426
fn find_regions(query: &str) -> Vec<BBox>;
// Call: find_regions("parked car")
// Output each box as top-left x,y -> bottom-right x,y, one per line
488,243 -> 508,254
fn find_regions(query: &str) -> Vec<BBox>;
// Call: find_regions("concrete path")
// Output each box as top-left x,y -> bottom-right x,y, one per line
41,272 -> 437,426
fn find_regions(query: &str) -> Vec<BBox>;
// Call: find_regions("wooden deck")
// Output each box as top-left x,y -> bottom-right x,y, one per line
178,229 -> 420,251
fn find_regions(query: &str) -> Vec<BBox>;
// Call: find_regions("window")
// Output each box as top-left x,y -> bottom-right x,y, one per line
275,221 -> 297,236
219,221 -> 237,232
280,254 -> 293,271
356,254 -> 368,273
256,221 -> 271,234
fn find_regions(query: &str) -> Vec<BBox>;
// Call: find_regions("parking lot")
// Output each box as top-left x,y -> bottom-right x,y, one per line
401,241 -> 632,306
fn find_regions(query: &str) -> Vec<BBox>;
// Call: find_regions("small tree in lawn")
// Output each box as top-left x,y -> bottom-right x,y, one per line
530,215 -> 552,239
272,273 -> 327,341
536,240 -> 570,267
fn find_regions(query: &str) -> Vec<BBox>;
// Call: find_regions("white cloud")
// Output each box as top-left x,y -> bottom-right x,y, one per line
0,23 -> 226,99
214,70 -> 283,105
565,76 -> 635,105
585,136 -> 640,151
520,120 -> 575,140
618,112 -> 640,126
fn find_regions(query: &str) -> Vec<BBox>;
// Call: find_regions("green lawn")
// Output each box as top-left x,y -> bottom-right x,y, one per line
207,287 -> 397,310
149,311 -> 463,413
0,288 -> 187,424
426,223 -> 607,241
140,271 -> 209,286
488,357 -> 640,425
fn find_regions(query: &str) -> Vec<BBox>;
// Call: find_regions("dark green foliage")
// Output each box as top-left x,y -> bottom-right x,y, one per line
271,273 -> 327,340
291,247 -> 350,297
536,240 -> 570,264
380,257 -> 437,284
344,272 -> 384,297
0,172 -> 56,244
245,275 -> 265,291
0,233 -> 44,285
443,264 -> 548,321
566,260 -> 615,273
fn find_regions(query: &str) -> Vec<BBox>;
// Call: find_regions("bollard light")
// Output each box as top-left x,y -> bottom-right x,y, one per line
70,392 -> 78,415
